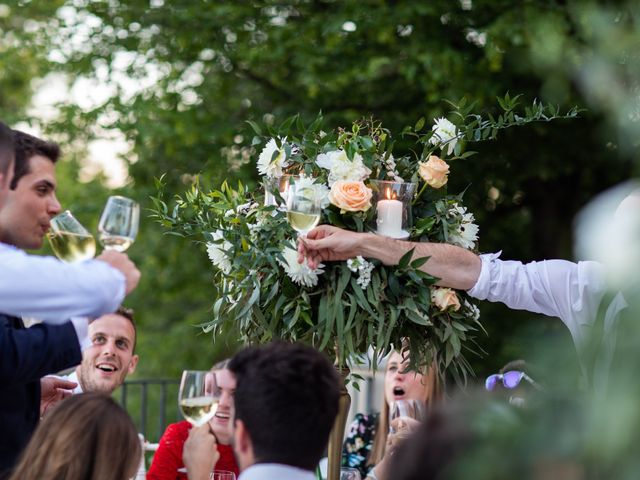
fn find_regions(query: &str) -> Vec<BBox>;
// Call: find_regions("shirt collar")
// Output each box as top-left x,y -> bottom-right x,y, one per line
239,463 -> 316,480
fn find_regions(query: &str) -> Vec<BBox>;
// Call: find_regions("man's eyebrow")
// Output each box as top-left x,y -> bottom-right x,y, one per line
36,180 -> 56,189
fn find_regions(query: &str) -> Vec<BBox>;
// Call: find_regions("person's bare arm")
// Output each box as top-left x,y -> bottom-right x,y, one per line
299,225 -> 481,290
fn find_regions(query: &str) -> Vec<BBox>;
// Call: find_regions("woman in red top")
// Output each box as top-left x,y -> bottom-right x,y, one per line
147,361 -> 239,479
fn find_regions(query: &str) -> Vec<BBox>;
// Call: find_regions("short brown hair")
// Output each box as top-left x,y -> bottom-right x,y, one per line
9,393 -> 141,480
115,306 -> 137,352
0,121 -> 13,175
11,130 -> 60,189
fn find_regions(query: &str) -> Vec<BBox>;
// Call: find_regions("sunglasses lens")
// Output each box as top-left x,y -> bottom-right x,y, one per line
485,375 -> 499,391
503,371 -> 523,389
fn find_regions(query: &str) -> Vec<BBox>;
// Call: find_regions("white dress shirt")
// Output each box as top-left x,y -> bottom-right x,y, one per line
239,464 -> 316,480
468,252 -> 627,388
0,242 -> 125,323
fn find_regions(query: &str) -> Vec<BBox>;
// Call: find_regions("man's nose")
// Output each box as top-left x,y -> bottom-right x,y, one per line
48,194 -> 62,216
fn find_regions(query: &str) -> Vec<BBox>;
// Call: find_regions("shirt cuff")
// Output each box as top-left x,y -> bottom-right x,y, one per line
467,251 -> 502,299
70,317 -> 91,351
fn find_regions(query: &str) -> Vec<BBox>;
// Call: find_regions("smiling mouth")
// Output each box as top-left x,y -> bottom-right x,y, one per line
96,364 -> 118,373
214,411 -> 230,420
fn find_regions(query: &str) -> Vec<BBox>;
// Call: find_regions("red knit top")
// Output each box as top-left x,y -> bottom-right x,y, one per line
147,420 -> 239,479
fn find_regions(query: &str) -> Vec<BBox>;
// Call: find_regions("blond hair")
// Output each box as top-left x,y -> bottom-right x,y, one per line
368,355 -> 441,467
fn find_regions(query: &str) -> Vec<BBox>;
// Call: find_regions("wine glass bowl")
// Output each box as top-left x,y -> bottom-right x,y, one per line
98,195 -> 139,252
389,399 -> 427,433
285,178 -> 321,236
178,370 -> 221,427
47,210 -> 96,262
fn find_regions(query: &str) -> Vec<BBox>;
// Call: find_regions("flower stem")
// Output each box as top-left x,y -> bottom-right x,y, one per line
412,181 -> 428,206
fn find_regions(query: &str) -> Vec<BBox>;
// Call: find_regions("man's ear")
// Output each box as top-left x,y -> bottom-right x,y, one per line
127,354 -> 139,375
234,419 -> 251,454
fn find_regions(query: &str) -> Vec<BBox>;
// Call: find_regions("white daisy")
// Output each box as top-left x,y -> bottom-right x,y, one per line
429,118 -> 458,156
206,230 -> 233,274
279,246 -> 324,287
448,204 -> 479,249
315,149 -> 371,186
257,138 -> 290,178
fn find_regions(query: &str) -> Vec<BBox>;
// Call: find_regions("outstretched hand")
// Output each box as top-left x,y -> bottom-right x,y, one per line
297,225 -> 369,269
40,376 -> 77,417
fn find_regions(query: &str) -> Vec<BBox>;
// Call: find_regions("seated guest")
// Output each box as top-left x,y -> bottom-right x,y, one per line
9,392 -> 141,480
147,360 -> 239,479
57,307 -> 140,396
183,342 -> 340,480
342,350 -> 440,479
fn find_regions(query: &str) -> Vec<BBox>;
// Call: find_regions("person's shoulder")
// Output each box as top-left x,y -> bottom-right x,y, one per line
162,420 -> 192,440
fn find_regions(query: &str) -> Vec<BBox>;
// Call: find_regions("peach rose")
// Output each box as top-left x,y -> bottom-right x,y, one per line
431,287 -> 461,312
329,181 -> 373,212
418,155 -> 449,189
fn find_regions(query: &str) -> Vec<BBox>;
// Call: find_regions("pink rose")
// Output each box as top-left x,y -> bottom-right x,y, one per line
418,155 -> 449,189
329,181 -> 373,212
431,287 -> 461,312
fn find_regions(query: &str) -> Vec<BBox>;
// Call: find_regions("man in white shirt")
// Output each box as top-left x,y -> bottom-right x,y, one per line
297,196 -> 638,388
183,342 -> 340,480
0,123 -> 140,322
0,125 -> 140,476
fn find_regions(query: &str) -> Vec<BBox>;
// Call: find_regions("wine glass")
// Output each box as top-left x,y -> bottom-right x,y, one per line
211,471 -> 236,480
389,399 -> 427,434
98,195 -> 140,252
178,370 -> 221,427
47,210 -> 96,262
286,177 -> 322,236
340,467 -> 362,480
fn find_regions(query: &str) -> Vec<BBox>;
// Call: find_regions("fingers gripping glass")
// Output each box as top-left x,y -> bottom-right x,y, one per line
484,370 -> 542,391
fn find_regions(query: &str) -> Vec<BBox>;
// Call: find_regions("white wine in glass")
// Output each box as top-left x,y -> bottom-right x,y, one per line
178,370 -> 221,427
286,179 -> 321,236
48,211 -> 96,263
98,196 -> 140,252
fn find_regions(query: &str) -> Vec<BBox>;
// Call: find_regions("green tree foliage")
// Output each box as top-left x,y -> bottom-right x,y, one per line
4,1 -> 639,380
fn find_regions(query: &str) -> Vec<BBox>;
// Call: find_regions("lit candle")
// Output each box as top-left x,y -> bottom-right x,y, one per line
376,189 -> 403,238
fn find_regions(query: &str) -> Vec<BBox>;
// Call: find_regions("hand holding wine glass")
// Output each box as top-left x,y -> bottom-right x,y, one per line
286,178 -> 322,237
389,399 -> 426,434
48,210 -> 96,262
98,196 -> 140,252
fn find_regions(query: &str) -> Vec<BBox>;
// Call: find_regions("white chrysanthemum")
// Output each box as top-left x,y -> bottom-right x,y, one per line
464,300 -> 481,321
294,175 -> 330,208
206,231 -> 232,274
448,204 -> 479,249
279,246 -> 325,287
315,149 -> 371,186
257,138 -> 290,178
346,256 -> 375,289
429,118 -> 458,156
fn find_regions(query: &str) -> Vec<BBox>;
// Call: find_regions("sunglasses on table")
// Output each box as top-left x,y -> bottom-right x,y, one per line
485,370 -> 542,392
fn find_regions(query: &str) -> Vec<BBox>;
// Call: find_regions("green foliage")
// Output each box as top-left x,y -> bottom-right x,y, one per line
3,0 -> 638,386
152,100 -> 576,383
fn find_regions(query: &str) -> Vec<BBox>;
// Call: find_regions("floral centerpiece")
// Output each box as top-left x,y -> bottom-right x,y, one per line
152,96 -> 578,381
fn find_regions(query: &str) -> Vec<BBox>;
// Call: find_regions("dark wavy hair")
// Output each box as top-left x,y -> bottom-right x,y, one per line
11,129 -> 60,189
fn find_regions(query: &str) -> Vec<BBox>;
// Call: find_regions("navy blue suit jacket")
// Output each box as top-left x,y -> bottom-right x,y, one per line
0,314 -> 82,476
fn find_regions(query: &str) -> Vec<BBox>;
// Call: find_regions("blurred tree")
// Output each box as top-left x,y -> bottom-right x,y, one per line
4,0 -> 638,382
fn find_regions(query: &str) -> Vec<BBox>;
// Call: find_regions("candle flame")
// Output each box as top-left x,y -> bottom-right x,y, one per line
385,187 -> 397,200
